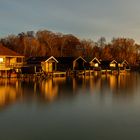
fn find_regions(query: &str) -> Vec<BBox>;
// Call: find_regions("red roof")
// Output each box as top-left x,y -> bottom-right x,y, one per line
0,44 -> 23,57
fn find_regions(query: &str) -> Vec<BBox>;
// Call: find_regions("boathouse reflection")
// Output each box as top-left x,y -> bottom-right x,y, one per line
0,73 -> 138,109
0,79 -> 22,108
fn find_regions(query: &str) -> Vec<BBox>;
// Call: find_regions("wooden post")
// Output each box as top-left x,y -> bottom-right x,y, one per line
118,67 -> 120,75
84,68 -> 86,77
34,66 -> 36,74
5,70 -> 7,78
55,62 -> 57,71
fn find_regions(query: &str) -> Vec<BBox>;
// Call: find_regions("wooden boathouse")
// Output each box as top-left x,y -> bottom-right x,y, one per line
0,44 -> 24,78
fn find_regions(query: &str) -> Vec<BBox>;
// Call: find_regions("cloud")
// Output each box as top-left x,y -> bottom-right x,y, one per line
0,0 -> 140,42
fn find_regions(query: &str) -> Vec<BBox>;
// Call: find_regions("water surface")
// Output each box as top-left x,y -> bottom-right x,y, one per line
0,73 -> 140,140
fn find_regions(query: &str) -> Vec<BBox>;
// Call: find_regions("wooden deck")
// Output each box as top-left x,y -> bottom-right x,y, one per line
0,68 -> 131,79
52,71 -> 66,77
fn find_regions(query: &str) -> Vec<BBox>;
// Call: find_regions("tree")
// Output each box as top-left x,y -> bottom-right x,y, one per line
80,39 -> 95,58
101,44 -> 113,60
97,37 -> 106,48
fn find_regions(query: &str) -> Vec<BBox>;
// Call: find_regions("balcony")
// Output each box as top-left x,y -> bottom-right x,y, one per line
0,63 -> 24,70
0,63 -> 10,70
8,63 -> 24,68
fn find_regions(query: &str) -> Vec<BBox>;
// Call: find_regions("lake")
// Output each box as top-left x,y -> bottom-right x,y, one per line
0,73 -> 140,140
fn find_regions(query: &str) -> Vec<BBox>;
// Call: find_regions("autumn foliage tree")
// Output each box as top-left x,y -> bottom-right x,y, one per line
110,38 -> 138,65
0,30 -> 140,66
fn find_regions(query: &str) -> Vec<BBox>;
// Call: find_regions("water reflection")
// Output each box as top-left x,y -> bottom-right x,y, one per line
0,79 -> 22,108
0,73 -> 139,109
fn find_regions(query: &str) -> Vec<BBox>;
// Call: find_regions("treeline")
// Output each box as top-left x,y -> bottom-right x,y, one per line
0,30 -> 140,66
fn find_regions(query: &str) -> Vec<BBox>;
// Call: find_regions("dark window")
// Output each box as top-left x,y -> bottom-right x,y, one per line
17,58 -> 22,63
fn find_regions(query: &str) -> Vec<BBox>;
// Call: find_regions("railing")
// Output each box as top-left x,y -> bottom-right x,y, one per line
0,63 -> 5,67
8,63 -> 24,68
0,63 -> 6,69
0,63 -> 23,69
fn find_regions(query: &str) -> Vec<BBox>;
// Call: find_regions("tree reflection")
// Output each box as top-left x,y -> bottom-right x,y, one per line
0,73 -> 139,109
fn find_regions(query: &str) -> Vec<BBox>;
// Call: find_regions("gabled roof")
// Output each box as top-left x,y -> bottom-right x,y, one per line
90,57 -> 101,64
0,44 -> 23,57
73,56 -> 87,63
56,57 -> 75,64
45,56 -> 58,63
101,60 -> 117,65
100,60 -> 111,65
110,60 -> 117,64
27,56 -> 49,64
56,56 -> 87,64
122,60 -> 129,65
117,60 -> 129,65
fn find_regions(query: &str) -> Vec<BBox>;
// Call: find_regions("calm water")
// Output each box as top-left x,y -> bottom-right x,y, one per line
0,73 -> 140,140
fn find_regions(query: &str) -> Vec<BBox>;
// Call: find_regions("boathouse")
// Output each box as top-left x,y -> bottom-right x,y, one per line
118,60 -> 130,70
109,60 -> 118,70
41,56 -> 58,73
24,57 -> 43,74
100,60 -> 118,70
89,57 -> 101,70
100,60 -> 111,70
56,57 -> 74,71
24,56 -> 58,74
73,56 -> 87,70
0,44 -> 24,77
56,56 -> 87,71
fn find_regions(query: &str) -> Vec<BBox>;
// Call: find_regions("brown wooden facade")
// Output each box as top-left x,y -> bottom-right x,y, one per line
0,44 -> 24,77
41,56 -> 58,73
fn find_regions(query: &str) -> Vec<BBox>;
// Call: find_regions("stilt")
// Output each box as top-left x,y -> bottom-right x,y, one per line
5,70 -> 7,78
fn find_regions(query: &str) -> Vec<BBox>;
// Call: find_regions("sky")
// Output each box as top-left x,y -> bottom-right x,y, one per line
0,0 -> 140,42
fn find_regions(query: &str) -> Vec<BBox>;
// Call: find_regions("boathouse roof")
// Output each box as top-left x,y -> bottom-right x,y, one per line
27,56 -> 50,64
56,57 -> 75,64
89,57 -> 101,64
27,56 -> 59,65
0,43 -> 24,57
100,60 -> 111,65
116,60 -> 129,65
56,56 -> 87,64
45,56 -> 58,63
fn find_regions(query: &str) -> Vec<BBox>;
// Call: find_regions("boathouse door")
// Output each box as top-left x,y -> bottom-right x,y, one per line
75,59 -> 85,70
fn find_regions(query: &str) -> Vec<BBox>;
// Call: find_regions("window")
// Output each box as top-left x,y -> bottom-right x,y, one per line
118,63 -> 123,67
0,58 -> 4,63
95,63 -> 99,67
110,63 -> 116,67
17,58 -> 22,63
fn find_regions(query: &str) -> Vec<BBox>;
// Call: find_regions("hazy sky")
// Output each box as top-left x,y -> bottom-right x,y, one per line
0,0 -> 140,42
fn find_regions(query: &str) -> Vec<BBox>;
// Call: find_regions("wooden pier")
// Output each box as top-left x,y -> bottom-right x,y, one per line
0,69 -> 130,79
52,71 -> 66,77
